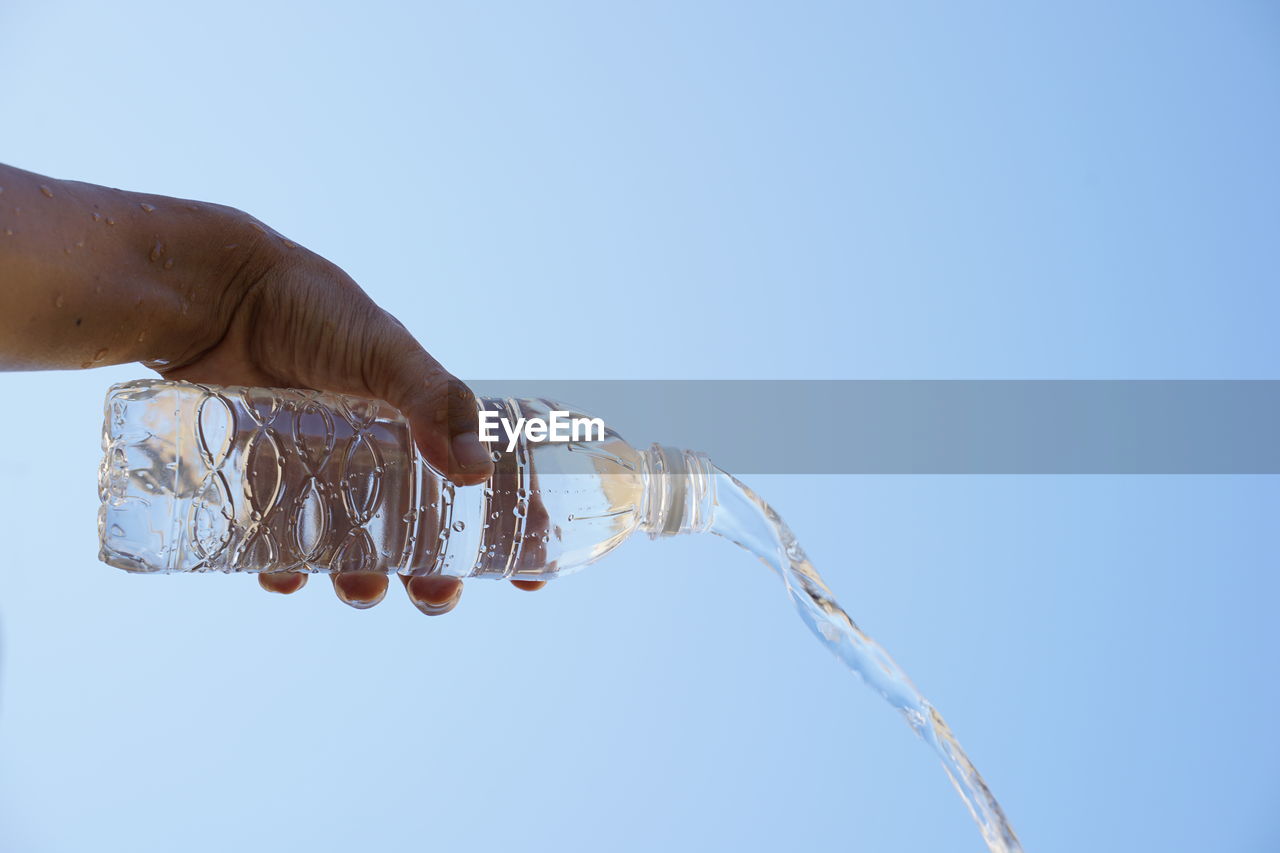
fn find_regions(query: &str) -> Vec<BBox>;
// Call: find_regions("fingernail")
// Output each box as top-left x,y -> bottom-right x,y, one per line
334,572 -> 388,609
408,575 -> 462,615
260,572 -> 307,594
451,432 -> 492,473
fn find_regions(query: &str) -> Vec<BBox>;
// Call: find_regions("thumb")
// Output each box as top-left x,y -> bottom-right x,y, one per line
363,313 -> 493,486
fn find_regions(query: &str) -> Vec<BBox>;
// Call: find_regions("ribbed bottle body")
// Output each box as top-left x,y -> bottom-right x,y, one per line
99,381 -> 650,579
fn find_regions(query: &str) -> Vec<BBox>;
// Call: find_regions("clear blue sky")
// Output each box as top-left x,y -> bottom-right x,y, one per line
1,2 -> 1277,851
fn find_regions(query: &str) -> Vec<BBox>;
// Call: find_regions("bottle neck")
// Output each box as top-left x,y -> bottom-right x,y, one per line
640,445 -> 717,538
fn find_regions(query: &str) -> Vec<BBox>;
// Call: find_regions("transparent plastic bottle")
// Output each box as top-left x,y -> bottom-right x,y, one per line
98,380 -> 714,579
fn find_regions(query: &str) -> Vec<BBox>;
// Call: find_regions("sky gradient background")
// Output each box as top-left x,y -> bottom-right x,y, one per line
1,2 -> 1278,851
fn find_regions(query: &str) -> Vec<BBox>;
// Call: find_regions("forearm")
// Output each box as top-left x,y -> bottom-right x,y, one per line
0,163 -> 261,371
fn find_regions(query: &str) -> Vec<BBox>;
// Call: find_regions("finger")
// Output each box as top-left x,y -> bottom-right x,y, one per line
259,571 -> 308,594
363,313 -> 493,486
331,571 -> 389,609
510,580 -> 546,592
400,573 -> 464,616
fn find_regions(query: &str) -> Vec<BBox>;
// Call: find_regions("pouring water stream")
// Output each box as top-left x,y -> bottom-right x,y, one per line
702,466 -> 1022,853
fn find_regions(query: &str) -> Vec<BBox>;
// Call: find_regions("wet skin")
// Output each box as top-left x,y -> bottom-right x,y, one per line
0,162 -> 545,613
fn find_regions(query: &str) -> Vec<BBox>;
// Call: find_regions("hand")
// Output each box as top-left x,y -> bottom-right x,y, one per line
0,162 -> 545,613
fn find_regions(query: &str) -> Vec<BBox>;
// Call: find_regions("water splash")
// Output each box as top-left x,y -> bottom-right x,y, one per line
707,468 -> 1022,853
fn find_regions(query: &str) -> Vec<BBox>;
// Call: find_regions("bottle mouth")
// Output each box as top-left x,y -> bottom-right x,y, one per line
642,445 -> 717,538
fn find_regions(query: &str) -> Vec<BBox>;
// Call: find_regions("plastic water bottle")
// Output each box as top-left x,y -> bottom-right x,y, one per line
98,380 -> 713,579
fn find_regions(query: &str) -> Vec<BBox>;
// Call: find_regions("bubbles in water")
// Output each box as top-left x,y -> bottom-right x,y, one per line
452,520 -> 465,532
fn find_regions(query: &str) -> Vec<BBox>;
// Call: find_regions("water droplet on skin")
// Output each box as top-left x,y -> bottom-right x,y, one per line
136,331 -> 147,343
106,218 -> 116,226
163,258 -> 174,270
249,221 -> 267,234
149,242 -> 164,262
222,243 -> 239,250
91,211 -> 101,222
53,294 -> 64,309
451,520 -> 465,532
93,348 -> 107,362
282,239 -> 297,249
74,240 -> 84,249
39,185 -> 54,198
3,229 -> 12,237
138,202 -> 156,213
